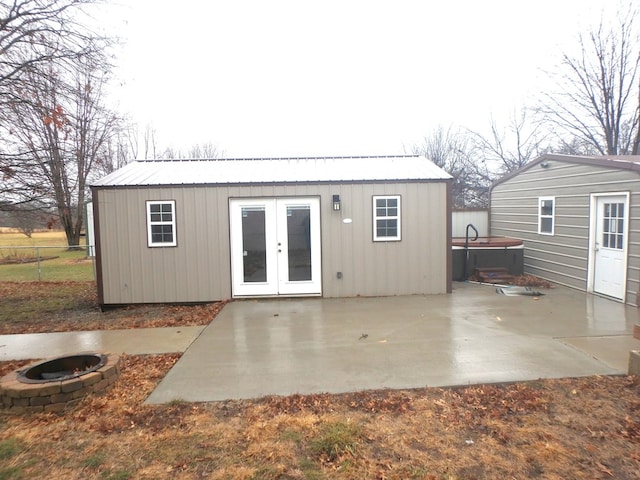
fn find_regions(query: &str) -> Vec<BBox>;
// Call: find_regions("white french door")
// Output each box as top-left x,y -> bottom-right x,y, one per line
590,194 -> 629,301
229,197 -> 321,296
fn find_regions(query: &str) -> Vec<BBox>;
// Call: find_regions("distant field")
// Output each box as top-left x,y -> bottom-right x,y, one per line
0,230 -> 94,281
0,230 -> 74,247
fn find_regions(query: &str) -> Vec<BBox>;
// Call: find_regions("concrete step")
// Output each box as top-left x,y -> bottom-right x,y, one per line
474,267 -> 514,284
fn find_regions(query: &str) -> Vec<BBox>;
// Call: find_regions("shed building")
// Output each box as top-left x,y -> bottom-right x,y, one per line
490,153 -> 640,305
91,155 -> 452,307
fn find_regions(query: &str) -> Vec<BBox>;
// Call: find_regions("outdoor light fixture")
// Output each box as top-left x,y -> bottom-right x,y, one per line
333,194 -> 341,211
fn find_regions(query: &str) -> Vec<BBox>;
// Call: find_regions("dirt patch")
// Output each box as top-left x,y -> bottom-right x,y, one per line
0,255 -> 58,265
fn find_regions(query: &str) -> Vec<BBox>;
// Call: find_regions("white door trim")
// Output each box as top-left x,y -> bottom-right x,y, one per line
275,197 -> 322,295
229,197 -> 322,297
229,198 -> 278,297
587,192 -> 629,301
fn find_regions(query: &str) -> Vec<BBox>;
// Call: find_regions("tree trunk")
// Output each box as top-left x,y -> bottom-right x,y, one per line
633,82 -> 640,155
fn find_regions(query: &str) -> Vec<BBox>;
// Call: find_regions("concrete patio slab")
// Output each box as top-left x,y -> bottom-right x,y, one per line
561,336 -> 640,372
146,283 -> 640,404
0,326 -> 205,361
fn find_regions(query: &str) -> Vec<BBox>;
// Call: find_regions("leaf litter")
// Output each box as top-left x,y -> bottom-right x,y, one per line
0,281 -> 638,478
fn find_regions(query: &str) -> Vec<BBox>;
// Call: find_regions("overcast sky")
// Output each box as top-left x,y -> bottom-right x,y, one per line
104,0 -> 618,159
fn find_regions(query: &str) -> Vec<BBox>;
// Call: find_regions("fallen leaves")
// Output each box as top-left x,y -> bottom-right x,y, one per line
434,382 -> 550,426
0,281 -> 226,334
0,360 -> 639,479
512,274 -> 554,288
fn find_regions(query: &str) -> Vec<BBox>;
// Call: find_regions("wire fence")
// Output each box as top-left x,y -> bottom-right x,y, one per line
0,245 -> 96,282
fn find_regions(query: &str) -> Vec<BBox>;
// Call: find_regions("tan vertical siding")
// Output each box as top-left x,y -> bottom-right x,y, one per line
491,160 -> 640,305
95,180 -> 450,304
97,187 -> 233,304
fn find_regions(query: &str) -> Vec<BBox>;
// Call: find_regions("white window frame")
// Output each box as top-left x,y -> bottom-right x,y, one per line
538,196 -> 555,235
373,195 -> 401,242
146,200 -> 177,247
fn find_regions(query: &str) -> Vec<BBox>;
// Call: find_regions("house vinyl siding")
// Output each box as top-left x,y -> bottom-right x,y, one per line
93,180 -> 450,305
490,155 -> 640,305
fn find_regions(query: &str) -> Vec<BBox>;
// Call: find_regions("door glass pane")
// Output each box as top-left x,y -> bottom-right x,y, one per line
242,207 -> 267,282
287,206 -> 312,281
602,202 -> 625,250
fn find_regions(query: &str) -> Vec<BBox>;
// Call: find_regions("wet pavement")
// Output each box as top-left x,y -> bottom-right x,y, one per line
145,282 -> 640,403
1,282 -> 638,403
0,326 -> 205,361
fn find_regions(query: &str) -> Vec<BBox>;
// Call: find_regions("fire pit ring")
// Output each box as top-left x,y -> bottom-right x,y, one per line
17,354 -> 107,383
0,352 -> 121,413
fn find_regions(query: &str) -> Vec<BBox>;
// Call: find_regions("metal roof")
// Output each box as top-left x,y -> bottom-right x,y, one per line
491,153 -> 640,189
91,155 -> 452,187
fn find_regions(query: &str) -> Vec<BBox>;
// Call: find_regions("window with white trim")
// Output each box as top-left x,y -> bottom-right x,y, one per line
146,200 -> 177,247
538,197 -> 555,235
373,195 -> 401,241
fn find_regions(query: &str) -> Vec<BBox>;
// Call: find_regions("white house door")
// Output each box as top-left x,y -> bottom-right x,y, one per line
592,194 -> 628,300
229,198 -> 321,297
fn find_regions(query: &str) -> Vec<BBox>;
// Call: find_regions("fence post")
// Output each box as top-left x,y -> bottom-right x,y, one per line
36,246 -> 41,281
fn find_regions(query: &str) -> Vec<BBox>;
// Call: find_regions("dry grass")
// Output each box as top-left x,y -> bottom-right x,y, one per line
0,281 -> 639,478
0,282 -> 224,334
0,356 -> 638,479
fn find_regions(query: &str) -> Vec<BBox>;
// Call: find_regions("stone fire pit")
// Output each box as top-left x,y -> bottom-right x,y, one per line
0,353 -> 121,413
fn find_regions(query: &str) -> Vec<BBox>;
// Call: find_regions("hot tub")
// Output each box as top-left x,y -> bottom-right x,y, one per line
452,236 -> 524,281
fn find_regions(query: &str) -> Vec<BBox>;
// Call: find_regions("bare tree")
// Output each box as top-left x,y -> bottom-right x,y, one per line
143,123 -> 157,159
472,110 -> 550,175
97,123 -> 136,176
0,0 -> 99,100
539,4 -> 640,155
412,126 -> 491,207
187,142 -> 224,159
0,51 -> 121,247
160,142 -> 225,160
7,205 -> 43,237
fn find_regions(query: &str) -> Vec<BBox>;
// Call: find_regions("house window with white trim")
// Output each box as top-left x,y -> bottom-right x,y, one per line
538,197 -> 555,235
373,195 -> 401,241
146,200 -> 177,247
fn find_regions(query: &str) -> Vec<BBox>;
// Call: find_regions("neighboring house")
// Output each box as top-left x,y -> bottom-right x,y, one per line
90,155 -> 452,307
490,153 -> 640,305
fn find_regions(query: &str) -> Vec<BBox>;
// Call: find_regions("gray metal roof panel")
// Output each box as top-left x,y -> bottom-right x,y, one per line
491,153 -> 640,189
91,156 -> 452,187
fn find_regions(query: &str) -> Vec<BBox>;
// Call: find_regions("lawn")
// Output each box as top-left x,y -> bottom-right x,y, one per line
0,282 -> 639,479
0,230 -> 94,282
